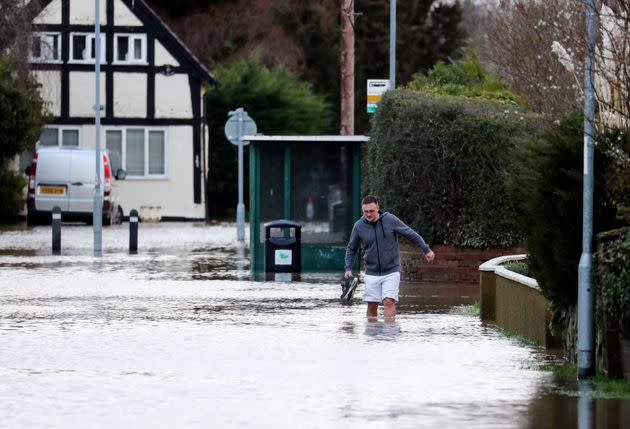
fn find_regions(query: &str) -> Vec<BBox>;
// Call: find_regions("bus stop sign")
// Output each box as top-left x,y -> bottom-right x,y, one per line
224,108 -> 257,146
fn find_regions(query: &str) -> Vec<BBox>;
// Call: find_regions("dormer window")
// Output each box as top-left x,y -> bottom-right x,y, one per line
30,32 -> 61,63
70,33 -> 106,63
114,34 -> 147,64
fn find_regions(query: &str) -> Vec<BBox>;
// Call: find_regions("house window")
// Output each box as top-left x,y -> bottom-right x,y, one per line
70,33 -> 106,63
30,32 -> 61,62
114,34 -> 147,64
38,127 -> 80,147
105,128 -> 167,178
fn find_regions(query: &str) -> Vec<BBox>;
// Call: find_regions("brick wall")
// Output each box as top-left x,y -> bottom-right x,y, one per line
400,243 -> 527,284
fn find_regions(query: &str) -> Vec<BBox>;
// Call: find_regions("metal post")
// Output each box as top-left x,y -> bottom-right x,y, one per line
93,0 -> 103,257
389,0 -> 396,88
129,209 -> 138,254
236,109 -> 245,241
578,0 -> 597,379
52,206 -> 61,255
340,0 -> 355,135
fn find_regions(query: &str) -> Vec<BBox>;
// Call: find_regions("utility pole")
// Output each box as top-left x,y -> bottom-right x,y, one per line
577,0 -> 597,379
340,0 -> 355,135
389,0 -> 396,88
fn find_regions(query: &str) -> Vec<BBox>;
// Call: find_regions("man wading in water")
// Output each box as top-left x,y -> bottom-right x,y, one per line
344,195 -> 435,319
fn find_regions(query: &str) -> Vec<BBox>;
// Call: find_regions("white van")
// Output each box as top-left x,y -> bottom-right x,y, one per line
25,147 -> 126,226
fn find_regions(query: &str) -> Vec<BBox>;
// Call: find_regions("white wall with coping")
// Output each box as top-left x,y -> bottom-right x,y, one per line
34,0 -> 62,24
113,73 -> 147,117
32,70 -> 62,116
114,0 -> 143,26
479,254 -> 539,289
69,0 -> 106,25
69,72 -> 106,117
155,74 -> 192,118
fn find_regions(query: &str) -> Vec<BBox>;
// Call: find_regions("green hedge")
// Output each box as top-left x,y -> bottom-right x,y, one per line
366,89 -> 539,247
506,112 -> 618,308
597,229 -> 630,340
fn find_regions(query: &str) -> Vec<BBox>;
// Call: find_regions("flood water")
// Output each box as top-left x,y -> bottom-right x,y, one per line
0,222 -> 628,428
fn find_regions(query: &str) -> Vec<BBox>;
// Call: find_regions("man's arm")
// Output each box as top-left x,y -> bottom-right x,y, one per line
390,214 -> 434,261
344,225 -> 360,276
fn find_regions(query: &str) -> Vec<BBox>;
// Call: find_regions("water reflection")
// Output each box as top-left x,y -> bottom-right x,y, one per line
364,318 -> 401,340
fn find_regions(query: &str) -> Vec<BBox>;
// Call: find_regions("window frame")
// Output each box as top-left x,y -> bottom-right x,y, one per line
113,33 -> 147,65
29,31 -> 62,63
37,126 -> 82,147
104,127 -> 168,179
69,32 -> 106,64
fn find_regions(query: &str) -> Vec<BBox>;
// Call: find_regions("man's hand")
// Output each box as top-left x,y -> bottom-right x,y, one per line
424,250 -> 435,262
344,270 -> 353,278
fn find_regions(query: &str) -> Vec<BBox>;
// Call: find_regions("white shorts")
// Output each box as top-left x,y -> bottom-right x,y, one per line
363,272 -> 401,303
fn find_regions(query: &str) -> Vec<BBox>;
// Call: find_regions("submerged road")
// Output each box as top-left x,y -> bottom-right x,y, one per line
0,222 -> 628,428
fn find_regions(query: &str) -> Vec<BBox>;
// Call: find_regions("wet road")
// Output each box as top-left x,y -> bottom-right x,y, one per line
0,223 -> 628,428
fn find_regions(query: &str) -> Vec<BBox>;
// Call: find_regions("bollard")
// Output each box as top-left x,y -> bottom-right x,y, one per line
52,206 -> 61,255
129,209 -> 138,254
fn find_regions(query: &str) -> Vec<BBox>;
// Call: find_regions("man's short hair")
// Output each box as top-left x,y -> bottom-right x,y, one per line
361,195 -> 380,206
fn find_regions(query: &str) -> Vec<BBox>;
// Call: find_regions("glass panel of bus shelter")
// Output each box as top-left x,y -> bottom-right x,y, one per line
259,143 -> 285,242
291,142 -> 353,244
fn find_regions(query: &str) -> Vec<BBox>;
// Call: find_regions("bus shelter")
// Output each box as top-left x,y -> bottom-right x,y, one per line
246,135 -> 369,272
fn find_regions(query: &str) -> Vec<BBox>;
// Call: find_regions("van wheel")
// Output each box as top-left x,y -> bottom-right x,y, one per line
26,213 -> 42,226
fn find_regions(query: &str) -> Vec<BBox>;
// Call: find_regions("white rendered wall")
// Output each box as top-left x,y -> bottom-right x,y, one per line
69,0 -> 106,25
116,126 -> 204,219
78,125 -> 202,219
34,0 -> 62,24
113,73 -> 147,117
32,70 -> 62,116
114,0 -> 143,26
155,74 -> 192,118
155,41 -> 180,67
69,72 -> 106,117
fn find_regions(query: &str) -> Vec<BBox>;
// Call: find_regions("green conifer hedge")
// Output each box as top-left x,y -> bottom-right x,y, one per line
366,89 -> 539,247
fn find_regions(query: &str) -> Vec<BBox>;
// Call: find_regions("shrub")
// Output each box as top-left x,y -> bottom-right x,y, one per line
0,169 -> 26,220
366,89 -> 539,247
406,47 -> 524,105
0,56 -> 45,220
506,112 -> 618,308
597,230 -> 630,340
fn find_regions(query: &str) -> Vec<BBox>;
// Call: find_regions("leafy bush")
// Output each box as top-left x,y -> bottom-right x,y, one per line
506,112 -> 618,308
366,89 -> 540,247
0,169 -> 26,220
0,56 -> 44,220
597,230 -> 630,340
406,48 -> 524,105
205,56 -> 333,218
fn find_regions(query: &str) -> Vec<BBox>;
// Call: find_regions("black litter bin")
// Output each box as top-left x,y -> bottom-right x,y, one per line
264,220 -> 302,272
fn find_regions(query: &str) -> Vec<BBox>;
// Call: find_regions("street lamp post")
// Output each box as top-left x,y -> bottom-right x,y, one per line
577,0 -> 597,379
93,0 -> 103,257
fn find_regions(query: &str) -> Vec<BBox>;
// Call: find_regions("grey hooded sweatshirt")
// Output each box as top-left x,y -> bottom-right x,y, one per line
344,211 -> 430,276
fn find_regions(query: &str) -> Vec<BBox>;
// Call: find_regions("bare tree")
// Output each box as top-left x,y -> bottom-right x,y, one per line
475,0 -> 630,131
0,0 -> 41,82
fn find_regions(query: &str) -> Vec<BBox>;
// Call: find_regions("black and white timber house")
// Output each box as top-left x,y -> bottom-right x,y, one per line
28,0 -> 217,220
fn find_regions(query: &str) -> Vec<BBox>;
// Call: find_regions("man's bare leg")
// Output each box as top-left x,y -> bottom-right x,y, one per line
383,298 -> 396,319
366,302 -> 379,318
